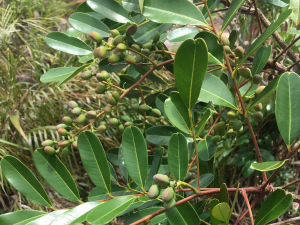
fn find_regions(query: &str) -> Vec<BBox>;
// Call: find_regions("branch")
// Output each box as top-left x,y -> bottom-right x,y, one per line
242,189 -> 254,225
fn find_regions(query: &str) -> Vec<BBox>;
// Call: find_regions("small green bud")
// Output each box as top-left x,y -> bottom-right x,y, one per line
148,184 -> 160,199
103,106 -> 112,115
220,36 -> 230,46
113,35 -> 124,46
148,116 -> 156,124
235,46 -> 244,58
58,140 -> 70,148
162,187 -> 175,202
112,91 -> 120,102
232,120 -> 243,132
124,55 -> 136,64
164,199 -> 176,210
76,114 -> 86,125
96,71 -> 110,81
131,44 -> 141,52
255,86 -> 265,96
131,104 -> 139,112
116,43 -> 127,52
41,140 -> 54,147
111,29 -> 120,38
214,122 -> 225,132
61,147 -> 70,157
89,31 -> 102,43
87,111 -> 97,119
169,181 -> 176,188
55,124 -> 68,130
211,135 -> 222,143
139,104 -> 151,113
108,95 -> 117,105
44,146 -> 56,155
100,121 -> 107,126
71,107 -> 81,116
153,31 -> 160,43
252,74 -> 262,84
81,71 -> 93,80
94,46 -> 107,59
126,24 -> 137,36
141,48 -> 150,56
224,45 -> 231,54
253,112 -> 263,122
108,54 -> 120,64
227,129 -> 237,136
68,101 -> 78,109
124,121 -> 134,127
135,54 -> 143,63
143,43 -> 153,50
152,108 -> 161,117
72,141 -> 78,148
97,125 -> 107,134
153,174 -> 170,188
58,128 -> 68,136
254,103 -> 263,111
62,116 -> 72,126
118,124 -> 124,133
238,67 -> 252,79
95,84 -> 106,94
156,41 -> 164,50
109,118 -> 119,126
226,111 -> 238,119
223,140 -> 230,150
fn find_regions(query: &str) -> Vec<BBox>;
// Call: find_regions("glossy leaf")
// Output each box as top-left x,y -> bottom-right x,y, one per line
87,0 -> 133,23
69,12 -> 110,37
118,146 -> 129,183
122,126 -> 148,189
9,115 -> 28,143
123,0 -> 140,13
202,0 -> 221,18
174,38 -> 208,110
263,0 -> 288,7
229,30 -> 238,49
197,135 -> 216,161
87,196 -> 135,224
78,131 -> 111,193
143,0 -> 208,27
255,189 -> 293,225
168,133 -> 189,181
41,67 -> 78,83
195,110 -> 212,137
236,9 -> 292,68
221,0 -> 246,32
239,83 -> 258,97
252,45 -> 272,75
125,207 -> 166,225
219,183 -> 229,204
251,160 -> 288,171
198,73 -> 237,109
109,162 -> 118,184
167,27 -> 199,43
210,199 -> 220,225
78,53 -> 94,63
45,32 -> 92,55
88,184 -> 127,201
33,148 -> 80,202
276,72 -> 300,147
1,156 -> 52,207
146,148 -> 163,191
139,0 -> 144,13
290,0 -> 300,24
186,173 -> 214,195
64,28 -> 82,37
26,210 -> 68,225
51,202 -> 101,225
211,203 -> 231,222
0,211 -> 46,225
164,92 -> 191,134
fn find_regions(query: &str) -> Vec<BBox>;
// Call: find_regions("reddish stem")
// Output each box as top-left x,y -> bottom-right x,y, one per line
242,189 -> 254,225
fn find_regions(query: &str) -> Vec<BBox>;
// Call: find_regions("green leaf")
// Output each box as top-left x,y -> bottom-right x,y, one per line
33,148 -> 80,202
87,196 -> 135,224
64,28 -> 82,37
78,131 -> 111,193
174,38 -> 208,110
146,148 -> 163,191
255,189 -> 293,225
88,184 -> 127,201
118,146 -> 129,183
242,160 -> 256,177
26,210 -> 68,225
109,162 -> 118,184
41,67 -> 78,83
239,83 -> 258,97
197,136 -> 216,161
125,207 -> 166,225
290,0 -> 300,24
252,45 -> 272,75
198,73 -> 237,109
210,199 -> 220,225
87,0 -> 134,23
122,126 -> 148,189
45,32 -> 92,55
195,110 -> 212,137
248,76 -> 279,110
139,0 -> 144,13
219,183 -> 229,204
186,173 -> 214,195
211,203 -> 231,222
78,53 -> 94,63
51,202 -> 102,225
202,0 -> 221,18
276,72 -> 300,147
229,184 -> 240,220
164,92 -> 192,134
168,133 -> 189,181
236,9 -> 292,69
263,0 -> 288,7
229,30 -> 238,49
122,0 -> 140,13
1,156 -> 52,207
221,0 -> 246,32
193,199 -> 209,215
167,27 -> 199,43
0,211 -> 46,225
251,160 -> 288,171
143,0 -> 208,27
69,12 -> 110,37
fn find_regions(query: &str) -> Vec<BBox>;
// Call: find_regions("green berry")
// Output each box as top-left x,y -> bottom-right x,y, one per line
112,91 -> 120,102
72,141 -> 78,148
41,140 -> 54,147
143,43 -> 152,50
124,121 -> 134,127
116,43 -> 127,52
223,140 -> 230,150
131,104 -> 139,112
153,174 -> 170,188
58,128 -> 68,136
97,125 -> 107,134
254,103 -> 263,111
211,135 -> 221,143
68,101 -> 78,109
96,71 -> 110,81
124,55 -> 136,64
62,116 -> 72,126
87,111 -> 97,119
108,95 -> 117,105
113,35 -> 124,46
220,36 -> 230,46
235,46 -> 244,58
148,116 -> 156,124
227,129 -> 237,136
255,86 -> 265,96
61,147 -> 70,157
253,74 -> 262,84
109,118 -> 119,126
89,31 -> 102,43
58,140 -> 70,148
118,124 -> 124,133
126,24 -> 137,36
94,46 -> 107,59
71,107 -> 81,116
100,121 -> 107,126
232,120 -> 243,132
253,112 -> 263,122
148,184 -> 160,199
76,114 -> 86,125
141,48 -> 150,56
139,104 -> 151,113
226,111 -> 238,119
44,146 -> 56,155
55,124 -> 68,130
224,45 -> 231,54
135,54 -> 143,63
131,44 -> 141,52
170,181 -> 176,188
108,54 -> 120,64
103,106 -> 112,114
152,108 -> 161,117
162,187 -> 175,202
164,199 -> 176,210
214,122 -> 225,132
111,29 -> 120,38
238,67 -> 252,79
153,31 -> 160,43
95,84 -> 106,94
81,71 -> 93,80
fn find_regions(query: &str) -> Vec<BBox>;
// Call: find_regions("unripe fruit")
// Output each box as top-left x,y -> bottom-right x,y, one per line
156,41 -> 164,50
131,44 -> 141,52
100,121 -> 107,126
227,129 -> 237,136
97,125 -> 107,134
94,46 -> 107,59
95,84 -> 106,94
58,140 -> 70,148
169,181 -> 176,188
62,116 -> 72,126
41,140 -> 54,147
223,140 -> 230,150
224,45 -> 231,54
124,121 -> 134,127
124,55 -> 136,64
68,101 -> 78,109
112,91 -> 120,102
139,104 -> 151,113
87,111 -> 97,119
113,35 -> 124,46
152,108 -> 161,117
76,114 -> 86,125
255,86 -> 265,96
44,146 -> 56,155
71,107 -> 81,116
164,199 -> 176,210
141,48 -> 150,56
126,24 -> 137,36
61,147 -> 70,157
55,124 -> 68,130
108,54 -> 120,64
153,174 -> 170,188
253,112 -> 263,122
72,141 -> 78,148
97,71 -> 110,81
116,43 -> 127,52
111,29 -> 120,38
238,67 -> 252,79
108,95 -> 117,105
254,103 -> 263,111
253,74 -> 262,84
220,36 -> 230,46
131,104 -> 139,112
119,124 -> 124,133
148,184 -> 160,199
235,46 -> 244,58
89,31 -> 102,43
143,43 -> 153,50
148,116 -> 156,124
135,54 -> 143,63
232,120 -> 243,132
162,187 -> 175,202
211,135 -> 221,143
109,118 -> 119,126
103,106 -> 112,114
214,122 -> 225,132
226,111 -> 238,119
81,71 -> 93,80
153,31 -> 160,43
58,128 -> 68,136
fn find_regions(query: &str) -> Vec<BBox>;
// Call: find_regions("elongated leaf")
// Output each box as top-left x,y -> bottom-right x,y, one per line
195,110 -> 212,137
236,9 -> 292,69
139,0 -> 144,13
45,32 -> 92,55
219,183 -> 229,204
276,72 -> 300,147
33,148 -> 80,202
186,173 -> 214,195
167,27 -> 199,43
202,0 -> 221,18
41,67 -> 78,83
290,0 -> 300,24
222,0 -> 246,32
251,160 -> 288,171
168,133 -> 189,181
0,211 -> 46,225
211,203 -> 231,222
118,146 -> 129,183
175,38 -> 208,110
9,115 -> 29,143
146,148 -> 163,191
64,28 -> 82,37
51,202 -> 101,225
197,136 -> 216,161
263,0 -> 288,7
252,45 -> 272,75
199,73 -> 237,109
78,53 -> 94,63
164,92 -> 192,134
27,210 -> 68,225
125,207 -> 166,225
255,189 -> 293,225
122,126 -> 148,189
87,0 -> 133,23
123,0 -> 140,13
143,0 -> 207,27
69,12 -> 110,37
78,131 -> 111,193
1,156 -> 52,207
88,184 -> 127,201
87,196 -> 135,224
